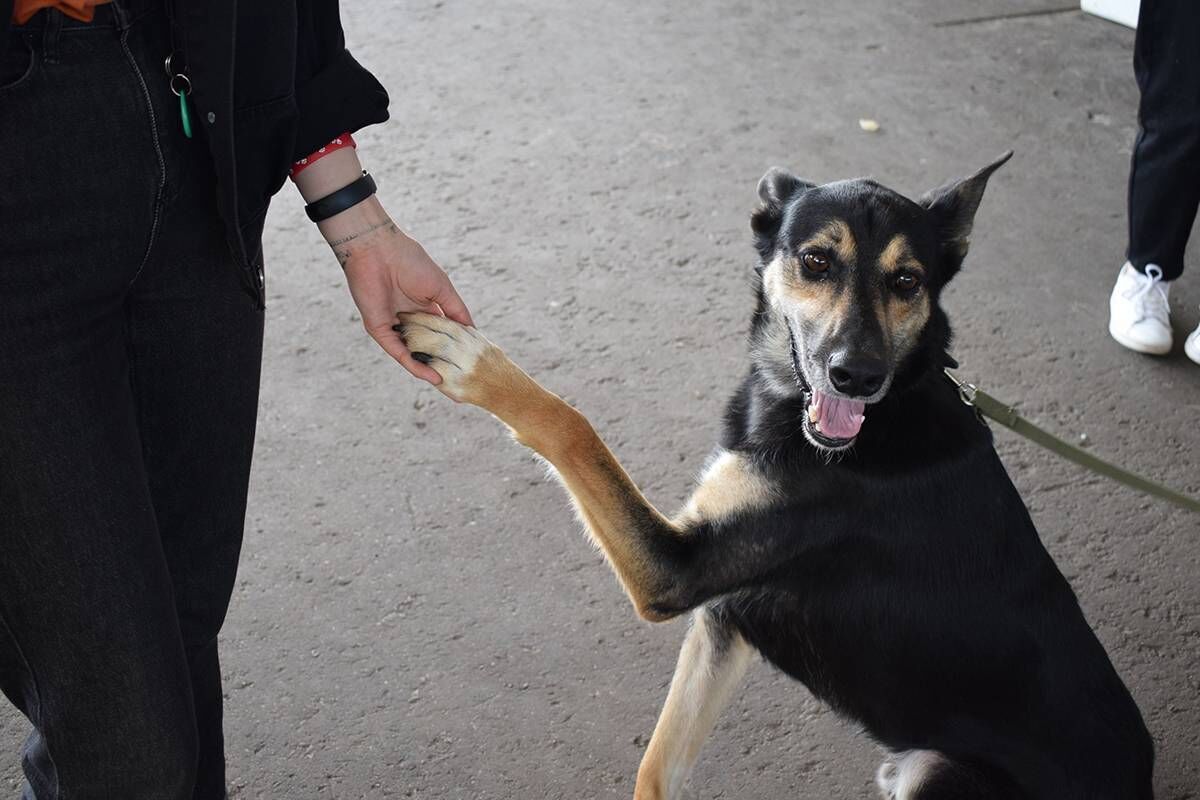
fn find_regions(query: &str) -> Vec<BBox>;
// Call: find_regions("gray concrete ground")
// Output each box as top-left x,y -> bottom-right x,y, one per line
4,0 -> 1200,797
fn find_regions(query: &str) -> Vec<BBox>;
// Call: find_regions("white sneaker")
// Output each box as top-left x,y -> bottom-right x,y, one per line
1186,322 -> 1200,365
1109,262 -> 1172,355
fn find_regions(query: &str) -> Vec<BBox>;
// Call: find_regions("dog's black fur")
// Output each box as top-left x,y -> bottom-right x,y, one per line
693,159 -> 1155,798
398,156 -> 1156,799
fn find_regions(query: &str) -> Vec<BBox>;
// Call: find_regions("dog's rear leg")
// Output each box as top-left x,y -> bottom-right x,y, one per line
877,751 -> 1021,800
635,607 -> 753,800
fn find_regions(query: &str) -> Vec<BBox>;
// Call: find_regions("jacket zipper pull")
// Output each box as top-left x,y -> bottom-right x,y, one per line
164,53 -> 194,139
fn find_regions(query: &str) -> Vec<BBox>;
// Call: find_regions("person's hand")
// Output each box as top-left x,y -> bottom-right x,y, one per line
323,197 -> 473,384
293,146 -> 473,384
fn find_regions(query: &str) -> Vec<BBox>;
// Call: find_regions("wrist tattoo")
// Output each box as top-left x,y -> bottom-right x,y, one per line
326,219 -> 398,248
327,220 -> 401,269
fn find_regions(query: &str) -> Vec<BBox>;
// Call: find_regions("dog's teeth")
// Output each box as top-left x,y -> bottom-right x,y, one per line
808,406 -> 819,423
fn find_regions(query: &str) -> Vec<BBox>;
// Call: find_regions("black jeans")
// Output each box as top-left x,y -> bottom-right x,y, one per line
0,4 -> 263,798
1127,0 -> 1200,281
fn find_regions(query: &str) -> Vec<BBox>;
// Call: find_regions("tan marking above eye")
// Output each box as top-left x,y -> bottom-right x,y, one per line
830,220 -> 857,265
879,233 -> 925,278
795,219 -> 857,269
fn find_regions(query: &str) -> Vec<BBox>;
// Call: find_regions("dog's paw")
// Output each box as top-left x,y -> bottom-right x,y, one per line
876,757 -> 900,799
394,312 -> 496,403
876,751 -> 943,800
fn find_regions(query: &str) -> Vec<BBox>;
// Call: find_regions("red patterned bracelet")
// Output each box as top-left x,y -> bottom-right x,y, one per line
289,132 -> 356,178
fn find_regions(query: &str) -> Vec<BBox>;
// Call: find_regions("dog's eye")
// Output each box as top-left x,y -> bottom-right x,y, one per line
801,252 -> 830,274
892,272 -> 921,293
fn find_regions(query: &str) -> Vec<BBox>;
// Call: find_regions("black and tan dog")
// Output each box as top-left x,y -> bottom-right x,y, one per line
396,154 -> 1154,799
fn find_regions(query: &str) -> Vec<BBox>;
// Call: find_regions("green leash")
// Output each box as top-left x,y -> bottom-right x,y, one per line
945,370 -> 1200,514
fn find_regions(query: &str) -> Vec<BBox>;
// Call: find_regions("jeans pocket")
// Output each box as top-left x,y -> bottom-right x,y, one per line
0,35 -> 38,95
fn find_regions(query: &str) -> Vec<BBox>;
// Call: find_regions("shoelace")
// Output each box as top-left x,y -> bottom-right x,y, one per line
1127,264 -> 1170,325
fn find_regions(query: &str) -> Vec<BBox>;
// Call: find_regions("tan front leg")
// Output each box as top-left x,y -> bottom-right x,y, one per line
396,312 -> 686,620
635,609 -> 754,800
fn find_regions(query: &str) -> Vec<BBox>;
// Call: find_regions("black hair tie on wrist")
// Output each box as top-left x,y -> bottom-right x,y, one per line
305,171 -> 377,223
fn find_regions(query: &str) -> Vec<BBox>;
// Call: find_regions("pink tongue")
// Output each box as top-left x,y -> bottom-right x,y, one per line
811,391 -> 866,440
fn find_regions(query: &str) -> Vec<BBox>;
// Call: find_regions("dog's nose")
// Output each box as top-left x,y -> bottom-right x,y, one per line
828,355 -> 887,398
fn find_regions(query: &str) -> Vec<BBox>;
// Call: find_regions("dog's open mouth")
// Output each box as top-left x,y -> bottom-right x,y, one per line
787,322 -> 867,450
806,391 -> 866,447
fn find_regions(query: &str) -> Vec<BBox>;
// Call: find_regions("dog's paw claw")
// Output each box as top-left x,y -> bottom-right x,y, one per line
395,311 -> 494,401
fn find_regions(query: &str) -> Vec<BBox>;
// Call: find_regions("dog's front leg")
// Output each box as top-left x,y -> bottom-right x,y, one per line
396,312 -> 693,620
634,607 -> 753,800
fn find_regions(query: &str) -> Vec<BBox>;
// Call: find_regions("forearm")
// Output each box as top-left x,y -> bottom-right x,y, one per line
293,136 -> 472,382
292,147 -> 398,259
290,145 -> 388,241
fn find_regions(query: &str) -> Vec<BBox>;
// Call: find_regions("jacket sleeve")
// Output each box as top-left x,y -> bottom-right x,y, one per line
292,0 -> 390,161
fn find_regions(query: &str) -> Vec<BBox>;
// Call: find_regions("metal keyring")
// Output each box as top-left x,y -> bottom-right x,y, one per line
169,72 -> 192,97
164,54 -> 191,96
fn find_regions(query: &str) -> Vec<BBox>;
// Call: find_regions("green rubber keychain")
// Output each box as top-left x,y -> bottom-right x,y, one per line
164,54 -> 193,139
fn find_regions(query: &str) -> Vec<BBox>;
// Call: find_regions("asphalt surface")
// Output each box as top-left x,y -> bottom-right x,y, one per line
4,1 -> 1199,798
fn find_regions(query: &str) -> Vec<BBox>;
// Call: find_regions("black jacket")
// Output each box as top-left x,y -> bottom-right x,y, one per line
1,0 -> 390,305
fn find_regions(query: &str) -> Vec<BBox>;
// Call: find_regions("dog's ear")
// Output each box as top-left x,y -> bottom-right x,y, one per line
918,151 -> 1011,279
751,167 -> 814,256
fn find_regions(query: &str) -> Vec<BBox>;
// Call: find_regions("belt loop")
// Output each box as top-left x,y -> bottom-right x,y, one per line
41,9 -> 62,64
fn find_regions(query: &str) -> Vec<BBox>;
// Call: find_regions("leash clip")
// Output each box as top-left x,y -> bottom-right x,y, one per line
943,369 -> 978,407
943,366 -> 1200,513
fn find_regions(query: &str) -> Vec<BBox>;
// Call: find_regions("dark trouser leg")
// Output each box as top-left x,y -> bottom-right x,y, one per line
121,8 -> 265,792
1126,0 -> 1200,281
0,16 -> 202,790
0,328 -> 202,800
126,121 -> 264,800
0,5 -> 261,798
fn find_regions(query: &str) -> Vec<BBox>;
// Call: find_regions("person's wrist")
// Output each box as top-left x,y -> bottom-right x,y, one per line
317,195 -> 393,245
294,146 -> 396,254
294,147 -> 366,203
304,172 -> 377,223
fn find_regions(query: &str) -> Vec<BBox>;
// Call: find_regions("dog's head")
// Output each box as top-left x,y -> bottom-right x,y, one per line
749,152 -> 1010,452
